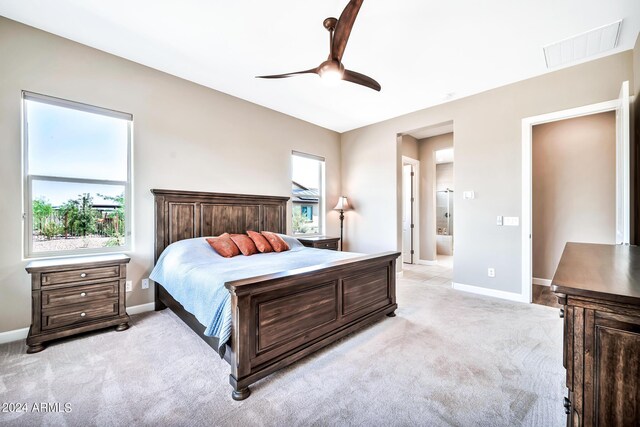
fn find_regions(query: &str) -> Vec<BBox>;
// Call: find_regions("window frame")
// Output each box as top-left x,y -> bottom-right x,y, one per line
291,151 -> 325,236
22,91 -> 133,259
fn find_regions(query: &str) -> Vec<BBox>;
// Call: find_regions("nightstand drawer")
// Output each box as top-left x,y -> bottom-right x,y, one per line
317,241 -> 338,250
297,236 -> 340,251
41,265 -> 120,286
42,282 -> 119,309
42,300 -> 119,330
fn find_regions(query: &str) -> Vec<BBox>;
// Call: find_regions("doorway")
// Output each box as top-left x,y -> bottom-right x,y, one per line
531,111 -> 616,307
522,81 -> 631,303
402,156 -> 419,264
435,148 -> 454,266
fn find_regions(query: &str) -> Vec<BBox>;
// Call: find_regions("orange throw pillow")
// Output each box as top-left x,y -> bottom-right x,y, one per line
230,234 -> 258,256
247,230 -> 273,253
206,233 -> 240,258
261,231 -> 290,253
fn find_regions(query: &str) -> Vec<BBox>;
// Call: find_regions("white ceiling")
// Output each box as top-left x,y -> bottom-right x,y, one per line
1,0 -> 638,133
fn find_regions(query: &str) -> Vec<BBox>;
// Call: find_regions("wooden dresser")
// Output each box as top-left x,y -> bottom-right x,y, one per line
25,254 -> 131,354
297,236 -> 340,251
551,243 -> 640,427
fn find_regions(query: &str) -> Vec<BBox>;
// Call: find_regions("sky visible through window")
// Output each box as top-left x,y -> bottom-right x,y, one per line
292,155 -> 321,189
27,100 -> 128,206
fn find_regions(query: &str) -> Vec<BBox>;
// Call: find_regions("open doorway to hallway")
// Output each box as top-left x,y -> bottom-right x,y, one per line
398,121 -> 455,270
531,111 -> 616,308
522,81 -> 631,307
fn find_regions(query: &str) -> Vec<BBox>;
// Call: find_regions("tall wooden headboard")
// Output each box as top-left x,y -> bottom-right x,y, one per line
151,189 -> 289,261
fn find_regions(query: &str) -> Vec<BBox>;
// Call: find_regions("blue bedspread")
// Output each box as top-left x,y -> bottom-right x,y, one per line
149,235 -> 361,354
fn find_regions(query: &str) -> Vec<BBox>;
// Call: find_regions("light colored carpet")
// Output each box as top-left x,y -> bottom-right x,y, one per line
0,264 -> 565,426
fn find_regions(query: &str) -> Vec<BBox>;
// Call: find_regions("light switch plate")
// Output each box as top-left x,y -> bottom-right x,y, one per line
504,216 -> 520,226
141,278 -> 149,290
463,191 -> 475,200
496,216 -> 503,226
125,280 -> 132,292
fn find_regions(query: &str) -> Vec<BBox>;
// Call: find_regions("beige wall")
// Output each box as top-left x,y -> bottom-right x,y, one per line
635,33 -> 640,104
342,51 -> 633,294
417,133 -> 454,261
400,135 -> 419,160
0,18 -> 341,333
532,112 -> 616,280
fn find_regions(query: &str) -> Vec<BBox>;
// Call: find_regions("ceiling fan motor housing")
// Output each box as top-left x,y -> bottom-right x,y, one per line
323,17 -> 338,31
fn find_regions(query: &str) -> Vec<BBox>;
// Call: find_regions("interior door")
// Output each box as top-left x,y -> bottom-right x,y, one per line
615,80 -> 630,244
402,164 -> 414,263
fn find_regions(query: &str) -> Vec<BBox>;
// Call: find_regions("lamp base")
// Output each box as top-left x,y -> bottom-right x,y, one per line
339,210 -> 344,251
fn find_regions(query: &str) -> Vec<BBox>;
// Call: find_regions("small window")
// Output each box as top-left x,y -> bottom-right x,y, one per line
23,92 -> 132,257
291,151 -> 325,235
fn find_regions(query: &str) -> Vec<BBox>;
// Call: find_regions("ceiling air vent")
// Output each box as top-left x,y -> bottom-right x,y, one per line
543,20 -> 622,69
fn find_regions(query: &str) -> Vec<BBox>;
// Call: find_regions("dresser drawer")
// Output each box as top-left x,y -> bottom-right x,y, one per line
41,265 -> 120,286
41,300 -> 119,330
42,282 -> 119,309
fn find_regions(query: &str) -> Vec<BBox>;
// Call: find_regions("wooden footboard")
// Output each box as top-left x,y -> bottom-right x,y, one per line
224,251 -> 399,399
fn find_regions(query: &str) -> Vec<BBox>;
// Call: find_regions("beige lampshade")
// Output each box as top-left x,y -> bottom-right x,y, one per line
333,196 -> 350,211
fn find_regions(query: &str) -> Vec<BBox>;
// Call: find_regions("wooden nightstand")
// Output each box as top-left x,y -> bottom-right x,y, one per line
25,254 -> 131,354
297,236 -> 340,251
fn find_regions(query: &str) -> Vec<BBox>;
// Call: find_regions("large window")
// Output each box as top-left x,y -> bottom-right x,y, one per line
23,92 -> 132,257
291,151 -> 325,235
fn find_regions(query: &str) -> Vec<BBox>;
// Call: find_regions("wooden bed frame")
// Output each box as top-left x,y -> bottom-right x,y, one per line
152,189 -> 399,400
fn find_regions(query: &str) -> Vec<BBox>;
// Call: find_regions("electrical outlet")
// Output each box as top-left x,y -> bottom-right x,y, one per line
141,278 -> 149,290
496,216 -> 503,226
125,280 -> 133,292
487,268 -> 495,278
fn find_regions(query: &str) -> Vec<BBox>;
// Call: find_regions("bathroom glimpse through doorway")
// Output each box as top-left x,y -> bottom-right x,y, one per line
435,149 -> 454,267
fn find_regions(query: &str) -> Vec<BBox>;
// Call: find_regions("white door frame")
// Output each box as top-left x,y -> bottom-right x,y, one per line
521,96 -> 626,303
402,156 -> 420,264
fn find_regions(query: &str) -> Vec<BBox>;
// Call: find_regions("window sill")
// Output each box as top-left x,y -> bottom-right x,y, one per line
23,245 -> 132,262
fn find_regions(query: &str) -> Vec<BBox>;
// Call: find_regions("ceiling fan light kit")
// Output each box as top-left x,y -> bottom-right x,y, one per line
257,0 -> 381,91
318,60 -> 345,85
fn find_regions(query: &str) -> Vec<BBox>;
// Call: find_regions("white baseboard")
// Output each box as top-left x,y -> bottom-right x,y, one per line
0,302 -> 157,345
126,302 -> 156,315
0,327 -> 29,345
532,277 -> 552,286
452,282 -> 528,303
416,259 -> 438,266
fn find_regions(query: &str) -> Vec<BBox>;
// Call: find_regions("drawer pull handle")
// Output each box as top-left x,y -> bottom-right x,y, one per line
80,273 -> 87,278
80,292 -> 86,297
80,312 -> 86,317
559,308 -> 564,318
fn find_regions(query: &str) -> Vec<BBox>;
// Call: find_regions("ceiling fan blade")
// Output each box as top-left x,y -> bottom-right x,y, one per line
343,69 -> 381,91
256,68 -> 318,79
331,0 -> 364,62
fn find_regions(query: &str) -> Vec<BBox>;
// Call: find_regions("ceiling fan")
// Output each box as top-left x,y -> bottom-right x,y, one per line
257,0 -> 381,91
